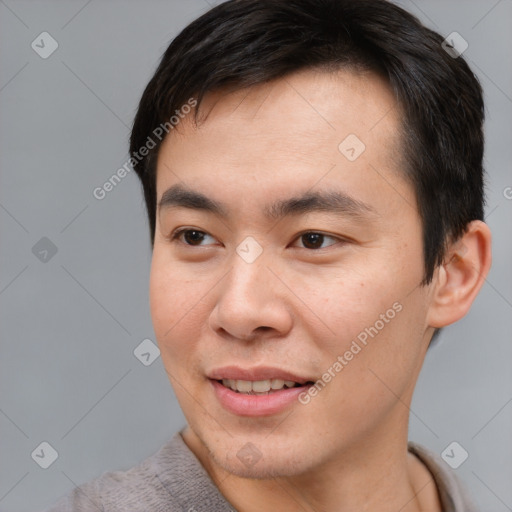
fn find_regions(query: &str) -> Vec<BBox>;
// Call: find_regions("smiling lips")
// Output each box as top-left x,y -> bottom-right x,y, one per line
220,378 -> 301,394
208,366 -> 315,416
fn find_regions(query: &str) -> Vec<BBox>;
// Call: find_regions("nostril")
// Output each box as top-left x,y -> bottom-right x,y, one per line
256,326 -> 272,332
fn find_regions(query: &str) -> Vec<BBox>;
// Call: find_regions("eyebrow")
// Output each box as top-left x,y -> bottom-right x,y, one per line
157,183 -> 377,221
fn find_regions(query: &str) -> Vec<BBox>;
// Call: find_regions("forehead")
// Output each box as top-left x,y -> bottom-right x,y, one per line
155,68 -> 413,221
159,67 -> 402,165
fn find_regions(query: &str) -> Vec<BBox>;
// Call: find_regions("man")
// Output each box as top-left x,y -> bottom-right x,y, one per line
47,0 -> 491,510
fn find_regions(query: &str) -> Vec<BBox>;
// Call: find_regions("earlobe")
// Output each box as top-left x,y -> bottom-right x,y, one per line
427,220 -> 492,328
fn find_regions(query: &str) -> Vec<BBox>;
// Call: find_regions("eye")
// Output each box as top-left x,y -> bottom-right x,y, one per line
169,228 -> 346,250
293,232 -> 343,250
170,228 -> 217,246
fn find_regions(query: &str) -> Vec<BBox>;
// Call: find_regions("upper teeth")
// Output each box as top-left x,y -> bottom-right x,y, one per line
221,379 -> 298,393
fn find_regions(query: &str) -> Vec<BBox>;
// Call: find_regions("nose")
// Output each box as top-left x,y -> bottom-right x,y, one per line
208,252 -> 293,342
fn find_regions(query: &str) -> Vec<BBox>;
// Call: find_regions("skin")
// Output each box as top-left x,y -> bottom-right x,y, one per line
149,68 -> 492,511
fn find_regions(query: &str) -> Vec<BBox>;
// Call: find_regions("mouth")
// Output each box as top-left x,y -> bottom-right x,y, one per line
215,378 -> 314,395
207,367 -> 316,416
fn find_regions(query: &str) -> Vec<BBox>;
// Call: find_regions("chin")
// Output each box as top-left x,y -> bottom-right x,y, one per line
199,427 -> 320,479
215,447 -> 311,479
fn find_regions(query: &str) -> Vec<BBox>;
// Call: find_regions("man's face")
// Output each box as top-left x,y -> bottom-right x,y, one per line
150,68 -> 436,478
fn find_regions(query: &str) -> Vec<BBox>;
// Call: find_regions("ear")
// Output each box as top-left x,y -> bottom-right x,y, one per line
426,220 -> 492,328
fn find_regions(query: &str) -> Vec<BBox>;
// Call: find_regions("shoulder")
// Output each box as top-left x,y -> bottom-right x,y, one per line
407,441 -> 480,512
44,432 -> 232,512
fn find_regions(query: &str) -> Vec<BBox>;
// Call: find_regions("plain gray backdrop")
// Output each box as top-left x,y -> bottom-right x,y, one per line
1,1 -> 511,511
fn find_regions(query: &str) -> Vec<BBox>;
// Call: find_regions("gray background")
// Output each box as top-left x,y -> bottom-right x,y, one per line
0,1 -> 511,511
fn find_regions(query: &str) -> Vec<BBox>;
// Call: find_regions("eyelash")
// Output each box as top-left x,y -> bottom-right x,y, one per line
168,227 -> 347,251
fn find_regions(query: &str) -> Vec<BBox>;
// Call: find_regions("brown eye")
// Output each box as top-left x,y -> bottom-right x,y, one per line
183,230 -> 206,245
301,233 -> 324,249
172,229 -> 216,246
296,232 -> 340,250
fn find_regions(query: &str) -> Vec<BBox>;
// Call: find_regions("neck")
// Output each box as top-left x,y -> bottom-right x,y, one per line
182,409 -> 441,512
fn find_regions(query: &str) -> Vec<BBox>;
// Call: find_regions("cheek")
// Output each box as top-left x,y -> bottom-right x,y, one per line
149,252 -> 208,362
305,262 -> 426,399
324,290 -> 428,410
298,264 -> 399,353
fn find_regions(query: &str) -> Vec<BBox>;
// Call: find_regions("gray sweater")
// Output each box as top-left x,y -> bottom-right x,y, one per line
45,432 -> 478,511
